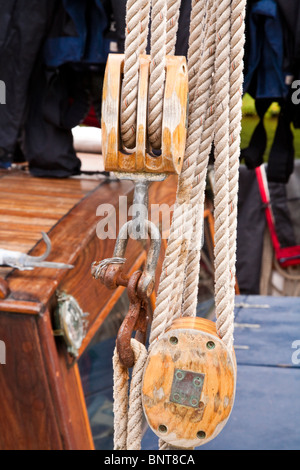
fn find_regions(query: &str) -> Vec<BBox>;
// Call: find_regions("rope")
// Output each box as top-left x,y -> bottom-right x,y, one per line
148,0 -> 167,149
121,0 -> 144,149
166,0 -> 182,55
180,0 -> 217,320
140,0 -> 151,54
212,0 -> 232,346
112,0 -> 246,451
163,0 -> 217,329
113,339 -> 147,450
149,0 -> 216,345
148,0 -> 213,344
227,0 -> 246,348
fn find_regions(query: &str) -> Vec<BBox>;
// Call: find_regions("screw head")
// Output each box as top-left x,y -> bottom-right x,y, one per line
170,336 -> 178,345
172,392 -> 181,403
197,430 -> 206,440
158,424 -> 168,434
190,396 -> 199,407
175,370 -> 185,381
193,376 -> 203,388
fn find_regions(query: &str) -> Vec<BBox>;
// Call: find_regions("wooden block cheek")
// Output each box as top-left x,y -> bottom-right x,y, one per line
101,54 -> 188,175
142,329 -> 236,448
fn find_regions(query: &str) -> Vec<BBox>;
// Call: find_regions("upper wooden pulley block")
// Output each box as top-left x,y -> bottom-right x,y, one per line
142,317 -> 236,449
101,53 -> 188,176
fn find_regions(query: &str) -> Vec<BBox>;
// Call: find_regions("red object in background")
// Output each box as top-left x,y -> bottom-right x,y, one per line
256,165 -> 300,268
83,106 -> 101,128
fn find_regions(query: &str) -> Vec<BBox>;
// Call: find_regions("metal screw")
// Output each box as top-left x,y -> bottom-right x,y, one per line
206,341 -> 215,350
172,392 -> 181,403
193,377 -> 203,388
170,336 -> 178,345
190,397 -> 199,407
197,431 -> 206,439
175,370 -> 185,381
158,424 -> 168,434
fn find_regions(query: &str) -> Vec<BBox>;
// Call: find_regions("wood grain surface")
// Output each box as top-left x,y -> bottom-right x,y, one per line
0,169 -> 177,449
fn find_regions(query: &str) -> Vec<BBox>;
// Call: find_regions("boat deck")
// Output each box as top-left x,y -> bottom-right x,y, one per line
79,295 -> 300,450
0,168 -> 101,279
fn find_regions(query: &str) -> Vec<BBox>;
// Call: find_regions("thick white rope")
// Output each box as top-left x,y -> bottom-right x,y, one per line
181,0 -> 246,341
121,0 -> 144,149
148,0 -> 167,149
113,347 -> 129,450
149,0 -> 212,346
150,0 -> 246,350
156,1 -> 217,450
140,0 -> 151,54
187,0 -> 211,106
212,0 -> 232,346
227,0 -> 246,349
121,0 -> 170,150
113,339 -> 147,450
172,0 -> 217,322
156,0 -> 245,449
166,0 -> 182,55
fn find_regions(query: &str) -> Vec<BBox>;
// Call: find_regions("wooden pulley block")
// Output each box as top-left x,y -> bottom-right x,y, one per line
142,317 -> 236,448
101,53 -> 188,176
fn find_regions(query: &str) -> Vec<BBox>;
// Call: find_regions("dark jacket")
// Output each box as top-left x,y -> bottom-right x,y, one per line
242,0 -> 300,183
0,0 -> 112,175
244,0 -> 289,100
43,0 -> 109,67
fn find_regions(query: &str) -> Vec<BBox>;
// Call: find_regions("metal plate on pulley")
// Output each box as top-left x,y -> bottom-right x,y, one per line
170,369 -> 205,409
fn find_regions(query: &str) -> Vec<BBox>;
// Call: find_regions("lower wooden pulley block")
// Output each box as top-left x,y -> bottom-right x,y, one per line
142,317 -> 236,448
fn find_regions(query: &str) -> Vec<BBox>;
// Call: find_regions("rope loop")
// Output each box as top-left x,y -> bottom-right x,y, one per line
113,339 -> 148,450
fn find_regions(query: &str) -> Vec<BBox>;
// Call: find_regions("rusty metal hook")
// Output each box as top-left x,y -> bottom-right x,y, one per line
116,271 -> 150,368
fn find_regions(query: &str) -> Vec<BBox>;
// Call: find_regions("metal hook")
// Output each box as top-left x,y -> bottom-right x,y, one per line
112,219 -> 161,298
0,232 -> 74,271
25,232 -> 52,263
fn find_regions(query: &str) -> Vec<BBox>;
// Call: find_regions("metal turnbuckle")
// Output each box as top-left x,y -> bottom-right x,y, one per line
101,53 -> 188,177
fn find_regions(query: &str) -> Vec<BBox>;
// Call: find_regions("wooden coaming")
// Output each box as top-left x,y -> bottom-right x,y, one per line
0,169 -> 177,449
